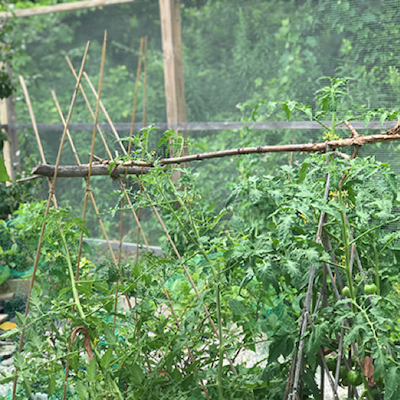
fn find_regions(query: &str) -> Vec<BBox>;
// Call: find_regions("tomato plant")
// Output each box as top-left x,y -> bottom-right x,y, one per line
2,76 -> 400,399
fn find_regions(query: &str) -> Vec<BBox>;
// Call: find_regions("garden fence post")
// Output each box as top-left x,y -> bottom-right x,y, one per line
0,63 -> 18,183
159,0 -> 188,182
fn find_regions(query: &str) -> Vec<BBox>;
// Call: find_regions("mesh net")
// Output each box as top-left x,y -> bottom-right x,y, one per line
0,4 -> 399,395
4,0 -> 400,242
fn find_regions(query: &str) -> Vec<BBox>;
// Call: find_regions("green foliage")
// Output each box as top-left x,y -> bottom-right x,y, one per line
240,78 -> 400,133
0,131 -> 42,218
0,155 -> 10,182
2,1 -> 400,398
0,6 -> 15,99
0,70 -> 13,100
0,202 -> 91,302
316,77 -> 349,114
2,126 -> 400,398
2,0 -> 400,242
0,175 -> 39,219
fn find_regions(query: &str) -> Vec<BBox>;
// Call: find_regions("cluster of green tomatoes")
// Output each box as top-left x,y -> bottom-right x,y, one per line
342,284 -> 378,298
326,283 -> 378,387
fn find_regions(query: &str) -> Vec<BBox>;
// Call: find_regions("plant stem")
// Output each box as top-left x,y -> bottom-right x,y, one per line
93,347 -> 124,400
360,387 -> 373,400
314,117 -> 331,131
372,239 -> 381,295
349,216 -> 400,245
331,112 -> 336,138
58,225 -> 85,320
164,173 -> 228,399
216,282 -> 224,400
165,175 -> 216,271
353,301 -> 380,346
338,188 -> 356,311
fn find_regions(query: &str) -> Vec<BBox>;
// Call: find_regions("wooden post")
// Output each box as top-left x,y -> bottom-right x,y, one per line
159,0 -> 188,180
0,64 -> 18,184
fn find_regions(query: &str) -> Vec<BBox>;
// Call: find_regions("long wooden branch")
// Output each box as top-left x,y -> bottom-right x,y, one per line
107,130 -> 400,167
26,130 -> 400,180
31,163 -> 150,178
163,131 -> 400,165
0,0 -> 136,18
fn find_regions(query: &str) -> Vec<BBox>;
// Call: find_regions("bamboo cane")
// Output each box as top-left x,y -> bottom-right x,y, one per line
82,69 -> 127,154
68,54 -> 211,398
65,54 -> 243,386
11,40 -> 90,400
114,37 -> 144,331
118,35 -> 144,280
60,31 -> 107,400
135,35 -> 148,264
75,31 -> 107,292
65,55 -> 150,256
18,75 -> 57,208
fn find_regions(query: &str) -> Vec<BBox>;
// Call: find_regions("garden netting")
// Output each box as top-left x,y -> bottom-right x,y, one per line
1,3 -> 400,398
5,0 -> 400,243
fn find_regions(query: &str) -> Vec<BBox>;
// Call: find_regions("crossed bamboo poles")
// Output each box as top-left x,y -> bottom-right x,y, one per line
63,36 -> 209,398
65,50 -> 242,379
12,36 -> 220,399
11,41 -> 91,400
64,41 -> 241,396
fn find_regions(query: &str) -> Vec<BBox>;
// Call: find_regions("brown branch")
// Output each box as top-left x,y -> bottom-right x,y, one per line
343,120 -> 359,137
383,123 -> 400,136
305,312 -> 339,400
31,163 -> 150,178
336,151 -> 351,160
92,132 -> 400,168
27,131 -> 400,181
288,151 -> 332,398
16,174 -> 41,183
163,133 -> 400,164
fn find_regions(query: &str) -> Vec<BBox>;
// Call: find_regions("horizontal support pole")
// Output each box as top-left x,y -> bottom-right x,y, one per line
0,0 -> 136,18
84,238 -> 162,255
0,123 -> 170,132
0,120 -> 396,132
31,163 -> 151,178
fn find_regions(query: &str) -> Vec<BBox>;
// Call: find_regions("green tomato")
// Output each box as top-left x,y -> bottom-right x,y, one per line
347,370 -> 362,385
326,358 -> 336,371
364,283 -> 377,295
339,365 -> 348,380
342,286 -> 351,298
341,376 -> 349,386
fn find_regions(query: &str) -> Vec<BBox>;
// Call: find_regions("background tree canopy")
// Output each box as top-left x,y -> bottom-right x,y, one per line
2,0 -> 400,242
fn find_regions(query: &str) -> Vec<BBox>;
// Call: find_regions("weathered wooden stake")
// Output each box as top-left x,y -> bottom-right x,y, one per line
159,0 -> 188,181
0,64 -> 18,183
